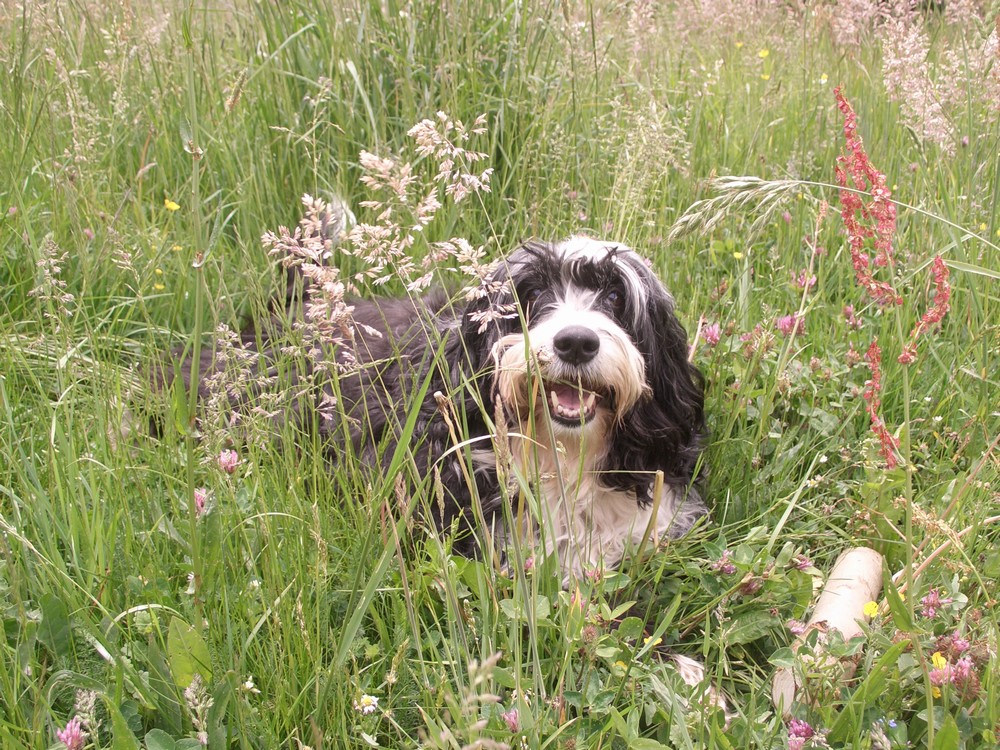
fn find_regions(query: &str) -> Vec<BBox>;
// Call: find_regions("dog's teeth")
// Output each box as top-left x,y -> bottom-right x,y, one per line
584,392 -> 596,411
550,390 -> 560,411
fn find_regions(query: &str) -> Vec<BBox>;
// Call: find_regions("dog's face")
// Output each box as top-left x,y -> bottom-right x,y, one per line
460,237 -> 705,499
493,238 -> 654,442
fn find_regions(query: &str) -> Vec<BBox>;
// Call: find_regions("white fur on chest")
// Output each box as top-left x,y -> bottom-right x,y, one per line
509,435 -> 681,580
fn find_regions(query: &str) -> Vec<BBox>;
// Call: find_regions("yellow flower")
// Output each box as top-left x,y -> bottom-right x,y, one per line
643,635 -> 663,647
172,244 -> 183,252
758,48 -> 769,58
932,686 -> 941,698
863,601 -> 879,618
995,228 -> 1000,238
164,198 -> 180,212
979,223 -> 987,231
733,251 -> 744,260
761,73 -> 771,81
153,283 -> 165,291
735,41 -> 744,49
819,74 -> 828,85
154,268 -> 163,276
931,652 -> 947,670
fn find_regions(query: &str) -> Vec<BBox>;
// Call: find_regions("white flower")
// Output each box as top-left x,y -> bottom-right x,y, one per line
353,694 -> 379,715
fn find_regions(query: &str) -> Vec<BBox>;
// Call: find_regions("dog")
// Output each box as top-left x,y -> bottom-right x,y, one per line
169,233 -> 723,712
175,235 -> 707,577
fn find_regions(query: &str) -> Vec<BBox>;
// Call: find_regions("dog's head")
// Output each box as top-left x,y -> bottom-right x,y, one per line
459,237 -> 705,501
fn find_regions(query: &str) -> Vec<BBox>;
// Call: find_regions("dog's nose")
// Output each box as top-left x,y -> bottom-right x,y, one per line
553,326 -> 600,365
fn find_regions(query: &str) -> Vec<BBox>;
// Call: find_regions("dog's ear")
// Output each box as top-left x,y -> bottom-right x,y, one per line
601,259 -> 705,501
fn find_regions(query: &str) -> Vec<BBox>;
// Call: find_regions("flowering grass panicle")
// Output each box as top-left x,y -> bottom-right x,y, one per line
263,194 -> 358,353
29,237 -> 75,330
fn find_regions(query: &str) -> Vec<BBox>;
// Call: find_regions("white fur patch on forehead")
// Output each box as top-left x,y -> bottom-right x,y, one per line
554,236 -> 674,319
556,236 -> 634,261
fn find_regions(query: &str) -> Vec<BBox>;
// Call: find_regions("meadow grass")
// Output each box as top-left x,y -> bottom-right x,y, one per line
1,1 -> 998,748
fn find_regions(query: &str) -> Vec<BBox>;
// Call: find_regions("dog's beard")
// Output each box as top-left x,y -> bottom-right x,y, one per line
491,325 -> 649,438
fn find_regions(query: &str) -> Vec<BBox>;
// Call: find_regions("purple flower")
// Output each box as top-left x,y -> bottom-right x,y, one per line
788,718 -> 815,749
920,588 -> 952,618
194,487 -> 208,517
793,554 -> 812,571
57,717 -> 87,750
776,313 -> 805,338
702,322 -> 722,347
710,550 -> 737,576
786,619 -> 808,636
218,449 -> 240,475
501,707 -> 520,732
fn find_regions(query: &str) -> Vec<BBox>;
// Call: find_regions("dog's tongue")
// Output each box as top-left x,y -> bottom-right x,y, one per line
551,383 -> 583,409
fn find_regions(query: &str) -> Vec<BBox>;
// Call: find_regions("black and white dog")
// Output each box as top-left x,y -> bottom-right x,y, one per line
182,236 -> 706,577
176,234 -> 722,708
281,236 -> 705,575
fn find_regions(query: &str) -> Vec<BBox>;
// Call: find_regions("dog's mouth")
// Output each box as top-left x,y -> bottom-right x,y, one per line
543,380 -> 605,426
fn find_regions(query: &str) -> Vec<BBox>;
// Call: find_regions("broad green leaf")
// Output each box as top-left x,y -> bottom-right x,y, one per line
167,617 -> 212,688
144,729 -> 177,750
39,593 -> 72,658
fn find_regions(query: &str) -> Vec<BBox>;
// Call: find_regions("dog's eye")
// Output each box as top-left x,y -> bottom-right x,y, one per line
604,290 -> 625,313
523,288 -> 543,306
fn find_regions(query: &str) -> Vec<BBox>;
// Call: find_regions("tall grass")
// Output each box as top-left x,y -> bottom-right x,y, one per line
1,1 -> 997,748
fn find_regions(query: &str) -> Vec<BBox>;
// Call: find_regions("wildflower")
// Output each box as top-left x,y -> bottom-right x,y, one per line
834,88 -> 901,308
862,339 -> 900,469
936,631 -> 970,659
6,206 -> 16,217
702,322 -> 722,347
792,270 -> 817,291
920,588 -> 952,618
732,251 -> 744,260
584,567 -> 603,583
761,73 -> 771,81
931,652 -> 947,670
242,675 -> 261,694
787,619 -> 808,636
904,255 -> 951,356
194,487 -> 208,517
782,211 -> 792,224
501,707 -> 520,732
164,198 -> 180,212
710,550 -> 737,575
739,577 -> 763,596
793,554 -> 812,571
951,656 -> 974,683
523,556 -> 535,573
863,601 -> 879,618
845,343 -> 862,368
83,228 -> 94,241
56,716 -> 87,750
758,48 -> 770,58
184,674 -> 213,746
775,313 -> 805,338
217,449 -> 240,474
788,718 -> 815,750
353,694 -> 379,715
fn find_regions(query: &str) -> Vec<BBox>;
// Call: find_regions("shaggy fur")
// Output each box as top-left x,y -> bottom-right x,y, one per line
175,236 -> 707,579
